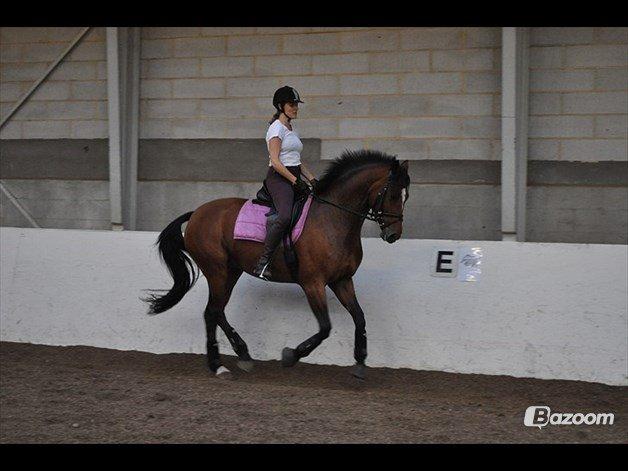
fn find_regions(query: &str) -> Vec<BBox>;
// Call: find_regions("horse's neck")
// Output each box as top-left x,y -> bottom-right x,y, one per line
317,165 -> 387,235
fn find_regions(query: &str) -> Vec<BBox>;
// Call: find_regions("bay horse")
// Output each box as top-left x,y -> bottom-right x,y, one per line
143,150 -> 410,380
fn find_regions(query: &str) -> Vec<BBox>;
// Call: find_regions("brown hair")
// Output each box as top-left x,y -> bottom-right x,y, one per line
268,109 -> 282,125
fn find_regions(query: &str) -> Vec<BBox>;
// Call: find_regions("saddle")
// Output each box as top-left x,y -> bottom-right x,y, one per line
253,180 -> 309,224
252,180 -> 310,280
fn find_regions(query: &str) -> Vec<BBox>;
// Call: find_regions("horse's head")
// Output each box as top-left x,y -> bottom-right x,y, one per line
369,159 -> 410,244
314,151 -> 410,243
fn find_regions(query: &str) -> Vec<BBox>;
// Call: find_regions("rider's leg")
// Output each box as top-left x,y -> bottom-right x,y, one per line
252,212 -> 286,280
253,166 -> 300,280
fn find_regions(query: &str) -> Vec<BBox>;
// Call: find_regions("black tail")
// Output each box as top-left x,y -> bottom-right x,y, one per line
143,211 -> 199,314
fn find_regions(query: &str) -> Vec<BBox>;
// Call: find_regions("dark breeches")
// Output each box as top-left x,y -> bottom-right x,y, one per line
265,165 -> 301,228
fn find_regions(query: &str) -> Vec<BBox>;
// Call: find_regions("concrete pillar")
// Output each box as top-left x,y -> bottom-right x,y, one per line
106,27 -> 141,231
501,27 -> 530,242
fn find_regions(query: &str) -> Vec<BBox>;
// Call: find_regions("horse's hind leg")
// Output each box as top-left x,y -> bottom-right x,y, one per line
203,303 -> 223,375
282,280 -> 331,367
204,265 -> 253,378
329,277 -> 367,380
217,312 -> 254,372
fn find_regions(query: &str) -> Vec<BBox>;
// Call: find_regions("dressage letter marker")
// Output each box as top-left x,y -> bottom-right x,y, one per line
432,250 -> 457,277
431,247 -> 483,281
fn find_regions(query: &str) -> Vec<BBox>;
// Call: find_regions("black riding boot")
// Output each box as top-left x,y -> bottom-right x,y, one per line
252,214 -> 286,281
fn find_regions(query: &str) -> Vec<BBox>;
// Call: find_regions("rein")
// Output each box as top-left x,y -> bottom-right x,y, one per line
309,169 -> 404,230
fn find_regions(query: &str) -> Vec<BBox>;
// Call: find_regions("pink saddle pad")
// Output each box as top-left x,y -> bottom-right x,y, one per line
234,195 -> 313,244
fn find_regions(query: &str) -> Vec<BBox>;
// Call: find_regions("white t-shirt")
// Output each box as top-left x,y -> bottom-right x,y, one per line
266,119 -> 303,167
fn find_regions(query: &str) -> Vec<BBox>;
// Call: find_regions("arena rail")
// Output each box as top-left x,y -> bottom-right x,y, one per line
1,227 -> 626,386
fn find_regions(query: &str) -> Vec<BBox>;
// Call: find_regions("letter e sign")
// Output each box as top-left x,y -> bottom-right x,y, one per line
431,249 -> 458,277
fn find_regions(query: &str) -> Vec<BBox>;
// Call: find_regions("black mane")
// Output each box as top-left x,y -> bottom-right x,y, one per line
315,149 -> 399,195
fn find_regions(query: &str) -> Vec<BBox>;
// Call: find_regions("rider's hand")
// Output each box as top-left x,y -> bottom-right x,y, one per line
293,178 -> 310,194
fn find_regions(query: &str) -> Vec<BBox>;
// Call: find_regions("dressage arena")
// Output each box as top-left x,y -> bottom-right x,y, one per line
2,342 -> 626,444
1,228 -> 627,443
1,26 -> 627,443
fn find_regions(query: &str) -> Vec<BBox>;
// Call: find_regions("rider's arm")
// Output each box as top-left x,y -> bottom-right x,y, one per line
268,137 -> 298,184
299,162 -> 316,182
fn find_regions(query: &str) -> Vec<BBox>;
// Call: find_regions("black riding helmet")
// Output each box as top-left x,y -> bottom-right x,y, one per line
273,86 -> 304,113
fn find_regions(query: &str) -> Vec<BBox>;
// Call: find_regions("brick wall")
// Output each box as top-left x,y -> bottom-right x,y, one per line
0,27 -> 108,139
529,27 -> 627,162
2,27 -> 626,163
137,27 -> 502,160
1,27 -> 626,243
0,28 -> 108,229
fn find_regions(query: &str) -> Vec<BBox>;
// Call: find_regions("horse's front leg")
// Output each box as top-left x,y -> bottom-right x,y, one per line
282,280 -> 331,367
329,277 -> 367,379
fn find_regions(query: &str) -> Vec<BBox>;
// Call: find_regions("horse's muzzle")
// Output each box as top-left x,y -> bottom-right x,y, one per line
381,229 -> 400,244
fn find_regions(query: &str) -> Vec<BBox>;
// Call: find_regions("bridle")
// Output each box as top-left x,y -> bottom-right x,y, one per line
310,168 -> 407,231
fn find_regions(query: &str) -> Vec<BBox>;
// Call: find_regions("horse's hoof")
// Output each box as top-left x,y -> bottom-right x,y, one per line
281,347 -> 298,367
351,364 -> 367,380
215,365 -> 234,380
237,360 -> 254,372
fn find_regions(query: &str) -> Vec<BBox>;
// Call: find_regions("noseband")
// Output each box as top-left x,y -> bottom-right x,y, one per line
311,169 -> 405,230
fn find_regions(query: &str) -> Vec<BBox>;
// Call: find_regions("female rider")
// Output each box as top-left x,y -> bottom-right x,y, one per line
252,86 -> 318,281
